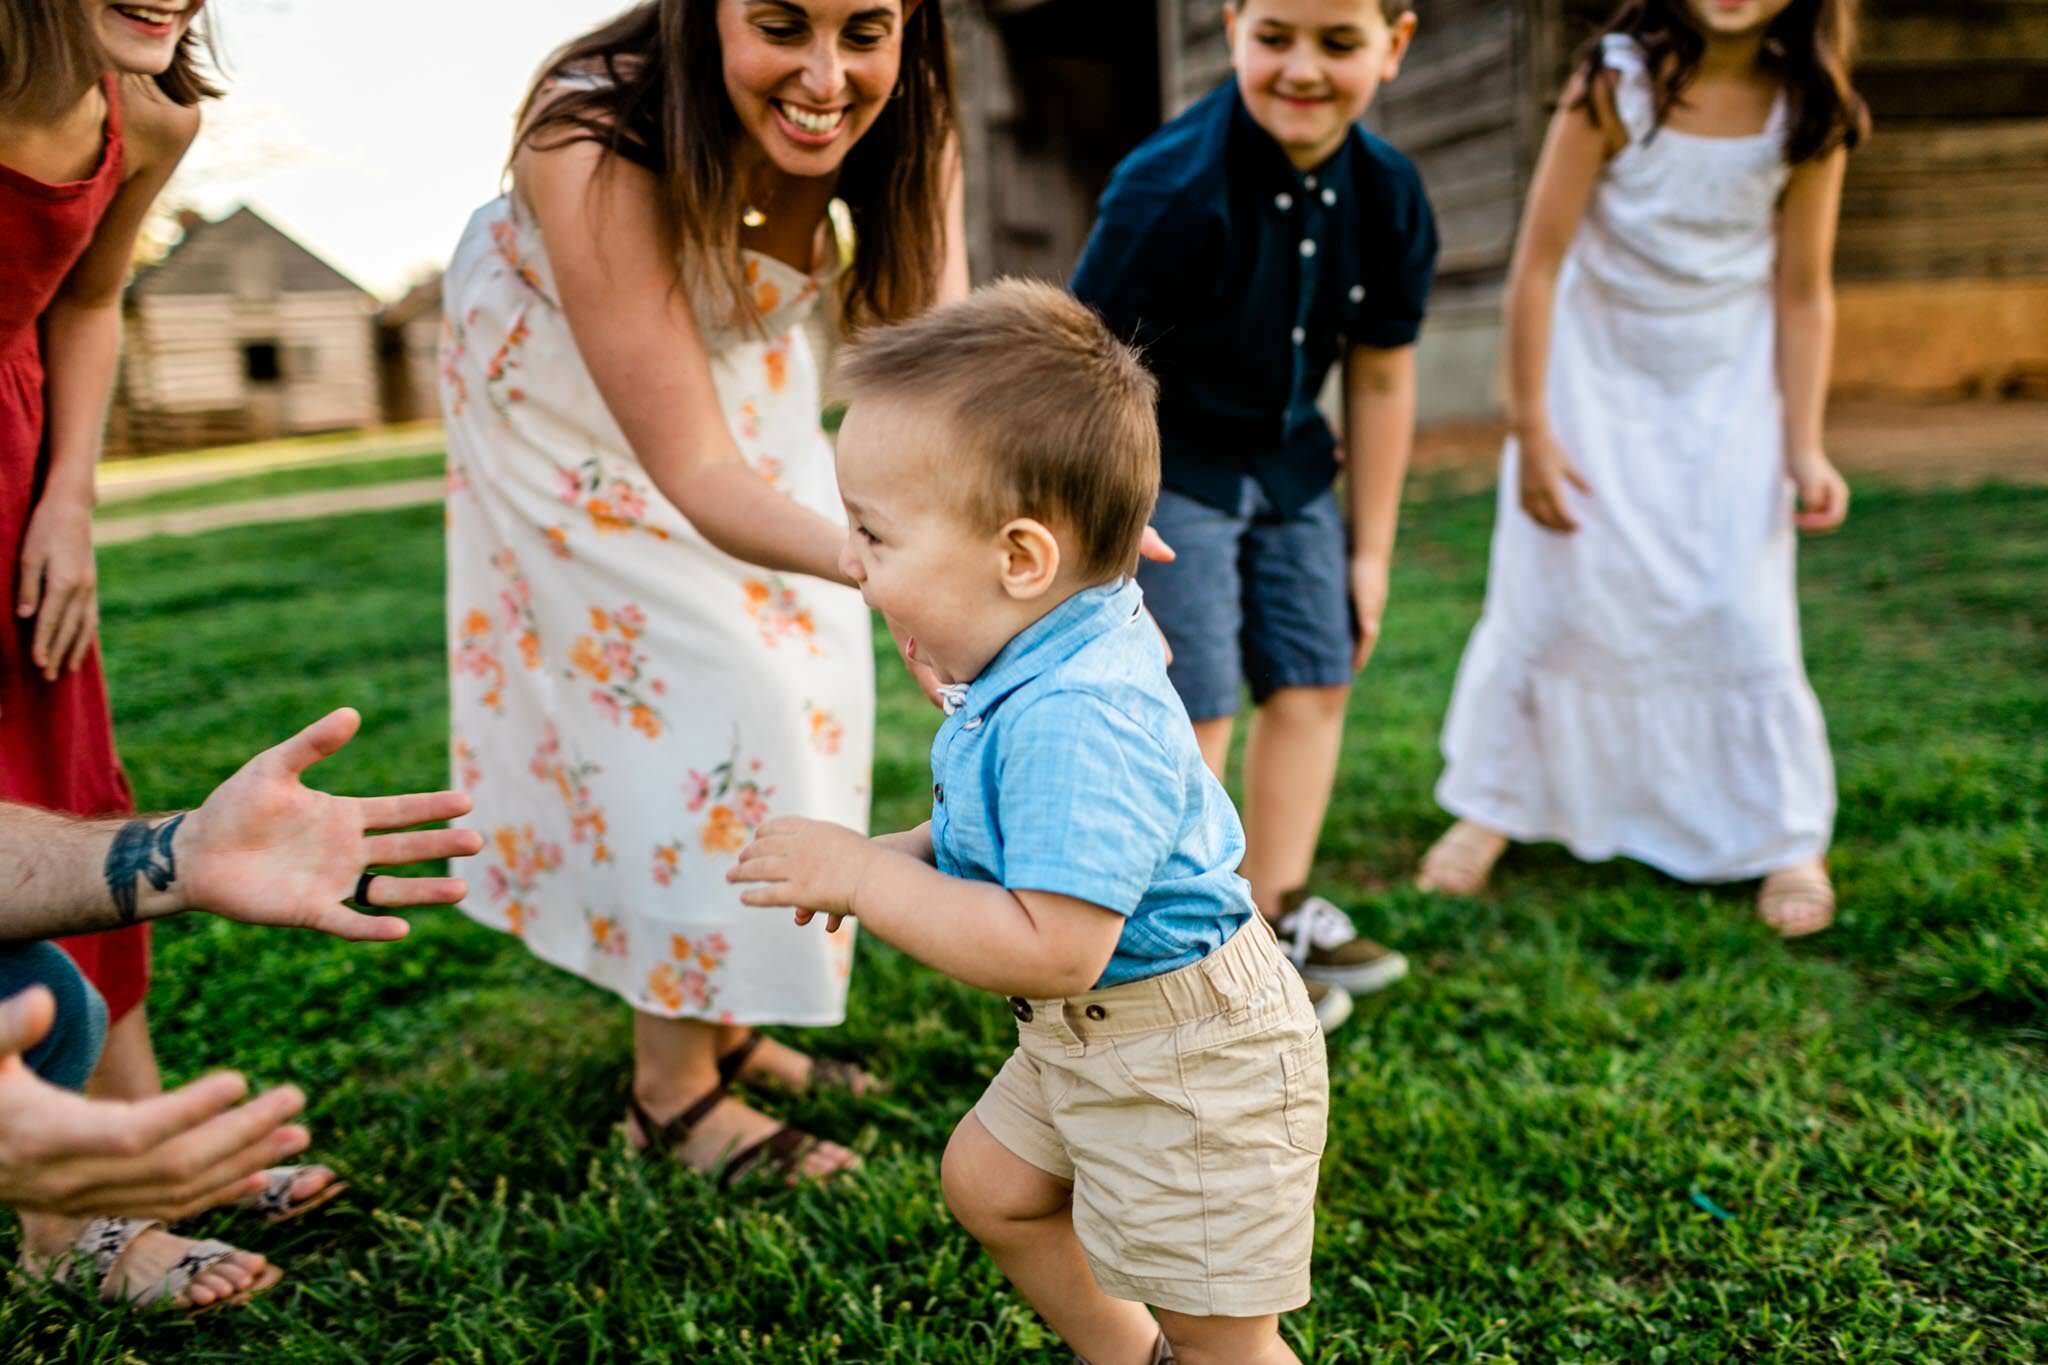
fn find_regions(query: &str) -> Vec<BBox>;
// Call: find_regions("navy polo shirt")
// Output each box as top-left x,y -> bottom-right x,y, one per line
1071,81 -> 1439,517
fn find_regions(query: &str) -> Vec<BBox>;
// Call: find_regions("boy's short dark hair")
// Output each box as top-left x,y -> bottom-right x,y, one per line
836,280 -> 1161,584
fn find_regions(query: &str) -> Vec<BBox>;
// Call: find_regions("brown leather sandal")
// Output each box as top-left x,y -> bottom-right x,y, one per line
716,1031 -> 881,1098
625,1085 -> 851,1190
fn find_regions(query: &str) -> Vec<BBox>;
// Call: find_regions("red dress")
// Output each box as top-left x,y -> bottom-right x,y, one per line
1,76 -> 149,1022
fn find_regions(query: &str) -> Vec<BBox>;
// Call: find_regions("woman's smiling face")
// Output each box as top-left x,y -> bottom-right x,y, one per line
718,0 -> 908,179
85,0 -> 204,75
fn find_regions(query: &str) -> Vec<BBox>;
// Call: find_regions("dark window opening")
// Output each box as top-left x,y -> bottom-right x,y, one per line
242,341 -> 282,384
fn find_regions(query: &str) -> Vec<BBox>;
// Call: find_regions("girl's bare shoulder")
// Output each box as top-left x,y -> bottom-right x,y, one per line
118,75 -> 200,176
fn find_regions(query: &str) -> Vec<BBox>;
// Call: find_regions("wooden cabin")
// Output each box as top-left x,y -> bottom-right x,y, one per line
114,206 -> 380,454
377,272 -> 445,426
947,0 -> 2048,420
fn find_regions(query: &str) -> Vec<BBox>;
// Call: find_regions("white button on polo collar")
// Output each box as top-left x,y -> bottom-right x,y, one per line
1304,174 -> 1319,190
1349,284 -> 1366,302
1321,187 -> 1337,206
1275,191 -> 1293,211
1299,239 -> 1316,258
1291,326 -> 1306,345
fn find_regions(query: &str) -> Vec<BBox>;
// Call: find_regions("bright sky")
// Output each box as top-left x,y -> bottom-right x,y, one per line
169,0 -> 627,299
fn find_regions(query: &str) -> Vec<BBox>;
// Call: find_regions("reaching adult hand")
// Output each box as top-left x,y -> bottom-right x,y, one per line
175,708 -> 484,940
0,987 -> 311,1220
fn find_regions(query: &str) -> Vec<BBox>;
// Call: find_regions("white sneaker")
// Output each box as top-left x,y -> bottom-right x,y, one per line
1278,893 -> 1410,995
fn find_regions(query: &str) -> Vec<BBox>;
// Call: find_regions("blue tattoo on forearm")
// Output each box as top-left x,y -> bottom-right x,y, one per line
104,814 -> 185,925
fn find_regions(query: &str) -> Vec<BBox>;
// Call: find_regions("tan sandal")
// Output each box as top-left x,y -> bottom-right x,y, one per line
1416,820 -> 1509,895
229,1165 -> 348,1226
1758,865 -> 1835,938
53,1216 -> 282,1312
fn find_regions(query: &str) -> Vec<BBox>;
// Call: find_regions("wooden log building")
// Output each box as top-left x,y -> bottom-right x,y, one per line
946,0 -> 2048,421
111,206 -> 381,454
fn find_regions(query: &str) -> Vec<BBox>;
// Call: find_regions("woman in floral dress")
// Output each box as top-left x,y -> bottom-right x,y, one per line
442,0 -> 964,1184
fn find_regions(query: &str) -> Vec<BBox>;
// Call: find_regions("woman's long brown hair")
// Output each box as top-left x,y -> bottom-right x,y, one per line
0,2 -> 220,123
513,0 -> 956,333
1574,0 -> 1870,163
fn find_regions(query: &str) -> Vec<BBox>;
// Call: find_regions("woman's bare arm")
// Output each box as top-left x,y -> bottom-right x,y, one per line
517,140 -> 852,584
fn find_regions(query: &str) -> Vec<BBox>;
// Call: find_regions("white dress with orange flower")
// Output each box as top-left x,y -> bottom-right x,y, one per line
439,193 -> 871,1023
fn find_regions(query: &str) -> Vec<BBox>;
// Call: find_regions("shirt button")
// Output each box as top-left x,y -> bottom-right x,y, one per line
1291,326 -> 1306,345
1349,284 -> 1366,303
1009,997 -> 1034,1023
1321,187 -> 1337,206
1274,191 -> 1293,211
963,716 -> 982,730
1299,239 -> 1316,258
1304,174 -> 1319,189
1084,1004 -> 1108,1021
933,783 -> 944,804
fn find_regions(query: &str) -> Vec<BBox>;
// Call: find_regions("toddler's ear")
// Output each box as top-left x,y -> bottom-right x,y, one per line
997,518 -> 1061,600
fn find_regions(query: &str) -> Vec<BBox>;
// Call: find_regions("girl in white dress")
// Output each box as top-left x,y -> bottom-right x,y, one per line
442,0 -> 964,1186
1417,0 -> 1868,936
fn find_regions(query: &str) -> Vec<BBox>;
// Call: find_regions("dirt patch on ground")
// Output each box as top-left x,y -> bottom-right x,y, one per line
1411,399 -> 2047,490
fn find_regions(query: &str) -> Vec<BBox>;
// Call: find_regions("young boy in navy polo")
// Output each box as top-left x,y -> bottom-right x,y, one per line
1071,0 -> 1437,1029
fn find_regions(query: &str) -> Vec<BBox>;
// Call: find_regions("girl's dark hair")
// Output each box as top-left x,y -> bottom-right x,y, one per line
0,3 -> 221,122
514,0 -> 956,333
1574,0 -> 1869,163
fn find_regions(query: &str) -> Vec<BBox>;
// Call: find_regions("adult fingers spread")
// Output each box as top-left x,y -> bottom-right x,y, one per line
359,875 -> 465,910
357,788 -> 472,831
305,903 -> 413,942
75,1122 -> 312,1222
363,828 -> 479,866
270,709 -> 363,780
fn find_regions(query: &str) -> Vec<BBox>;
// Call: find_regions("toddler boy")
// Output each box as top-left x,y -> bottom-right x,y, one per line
732,281 -> 1327,1365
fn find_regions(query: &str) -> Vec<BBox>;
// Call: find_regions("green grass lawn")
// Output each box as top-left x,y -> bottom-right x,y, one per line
96,452 -> 446,520
5,483 -> 2044,1361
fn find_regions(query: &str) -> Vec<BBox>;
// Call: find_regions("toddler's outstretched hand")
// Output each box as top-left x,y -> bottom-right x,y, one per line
1517,427 -> 1592,533
1789,450 -> 1850,533
728,816 -> 871,933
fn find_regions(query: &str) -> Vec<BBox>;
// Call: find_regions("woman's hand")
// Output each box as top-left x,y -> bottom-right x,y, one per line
1788,449 -> 1850,534
1517,426 -> 1592,533
15,494 -> 99,693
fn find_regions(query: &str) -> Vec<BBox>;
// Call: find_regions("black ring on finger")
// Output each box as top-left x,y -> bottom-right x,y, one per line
353,871 -> 377,906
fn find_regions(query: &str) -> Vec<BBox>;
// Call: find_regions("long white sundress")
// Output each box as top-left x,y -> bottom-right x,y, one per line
439,191 -> 872,1023
1435,33 -> 1834,883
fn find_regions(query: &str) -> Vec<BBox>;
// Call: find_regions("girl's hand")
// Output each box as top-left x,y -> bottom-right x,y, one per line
1789,450 -> 1850,533
1517,427 -> 1592,533
729,816 -> 874,934
16,495 -> 99,689
1350,554 -> 1390,673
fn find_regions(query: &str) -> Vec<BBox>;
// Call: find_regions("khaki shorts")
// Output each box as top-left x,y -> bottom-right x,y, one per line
974,917 -> 1329,1318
